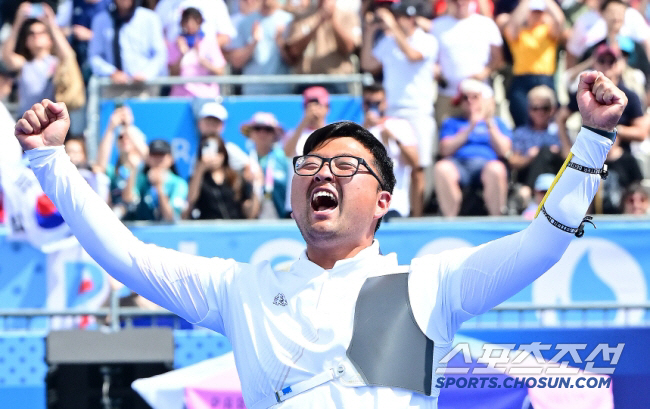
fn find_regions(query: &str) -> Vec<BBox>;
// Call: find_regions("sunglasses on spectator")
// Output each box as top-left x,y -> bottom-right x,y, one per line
596,57 -> 617,66
252,125 -> 275,133
461,93 -> 481,101
529,105 -> 552,112
363,99 -> 383,107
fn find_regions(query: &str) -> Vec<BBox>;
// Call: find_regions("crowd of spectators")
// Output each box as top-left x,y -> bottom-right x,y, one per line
1,0 -> 650,224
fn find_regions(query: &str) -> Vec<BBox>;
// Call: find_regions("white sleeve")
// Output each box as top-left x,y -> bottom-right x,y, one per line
409,128 -> 612,343
386,118 -> 417,146
214,0 -> 237,38
410,31 -> 438,60
566,16 -> 588,56
626,8 -> 650,42
226,141 -> 249,172
372,37 -> 387,63
487,18 -> 504,46
26,146 -> 238,331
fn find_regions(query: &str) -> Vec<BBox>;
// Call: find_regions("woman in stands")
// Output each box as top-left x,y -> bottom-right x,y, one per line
184,135 -> 260,220
1,2 -> 75,115
167,7 -> 226,98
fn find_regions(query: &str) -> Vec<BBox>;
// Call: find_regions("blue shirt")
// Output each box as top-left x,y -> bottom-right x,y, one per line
89,7 -> 167,78
440,117 -> 512,160
124,170 -> 188,221
72,0 -> 110,28
511,124 -> 560,155
228,9 -> 293,95
258,146 -> 290,218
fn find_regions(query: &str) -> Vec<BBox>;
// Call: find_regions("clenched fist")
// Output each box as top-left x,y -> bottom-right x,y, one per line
577,71 -> 627,132
14,100 -> 70,151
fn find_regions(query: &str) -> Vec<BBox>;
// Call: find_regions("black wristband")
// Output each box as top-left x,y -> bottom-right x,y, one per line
582,125 -> 617,142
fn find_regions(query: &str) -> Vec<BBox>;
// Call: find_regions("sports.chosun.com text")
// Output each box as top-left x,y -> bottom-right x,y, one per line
436,376 -> 612,389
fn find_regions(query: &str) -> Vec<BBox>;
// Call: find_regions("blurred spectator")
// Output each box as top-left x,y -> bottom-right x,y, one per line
96,105 -> 149,217
0,0 -> 58,28
433,79 -> 512,216
0,62 -> 16,104
283,0 -> 312,14
508,85 -> 568,205
282,86 -> 329,214
196,102 -> 249,172
226,0 -> 294,95
361,2 -> 437,216
241,112 -> 290,218
362,83 -> 418,218
0,65 -> 21,225
621,182 -> 650,215
65,0 -> 111,78
231,0 -> 261,28
156,0 -> 237,48
566,0 -> 650,68
89,0 -> 167,95
64,134 -> 111,202
431,0 -> 503,125
431,0 -> 495,17
283,86 -> 329,157
522,172 -> 554,219
557,44 -> 649,159
599,136 -> 644,213
2,2 -> 77,116
285,0 -> 361,94
167,7 -> 226,98
122,139 -> 188,221
185,135 -> 259,219
503,0 -> 564,127
558,45 -> 647,214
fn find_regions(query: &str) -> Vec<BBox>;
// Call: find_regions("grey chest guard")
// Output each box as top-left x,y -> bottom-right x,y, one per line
346,273 -> 434,396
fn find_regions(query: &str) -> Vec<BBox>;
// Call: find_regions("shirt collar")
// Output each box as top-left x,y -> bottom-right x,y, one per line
291,240 -> 397,277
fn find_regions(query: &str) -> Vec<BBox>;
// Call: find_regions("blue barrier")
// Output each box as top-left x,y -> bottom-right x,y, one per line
99,96 -> 363,179
459,327 -> 650,409
1,218 -> 650,409
1,219 -> 650,323
0,332 -> 48,409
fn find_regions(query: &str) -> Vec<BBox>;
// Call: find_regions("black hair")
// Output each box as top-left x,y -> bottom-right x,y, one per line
15,18 -> 49,61
362,83 -> 385,94
600,0 -> 627,12
181,7 -> 203,24
621,182 -> 650,212
301,121 -> 396,232
64,133 -> 90,169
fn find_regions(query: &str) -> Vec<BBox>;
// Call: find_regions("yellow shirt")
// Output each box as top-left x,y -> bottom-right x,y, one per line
506,23 -> 558,76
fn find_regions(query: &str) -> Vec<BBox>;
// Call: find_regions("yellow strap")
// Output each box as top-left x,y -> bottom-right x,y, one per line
534,152 -> 574,219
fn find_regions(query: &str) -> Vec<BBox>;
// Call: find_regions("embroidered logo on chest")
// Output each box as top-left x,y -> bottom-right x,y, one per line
273,293 -> 288,306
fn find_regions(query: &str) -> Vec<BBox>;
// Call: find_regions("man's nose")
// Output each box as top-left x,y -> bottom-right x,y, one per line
313,161 -> 334,183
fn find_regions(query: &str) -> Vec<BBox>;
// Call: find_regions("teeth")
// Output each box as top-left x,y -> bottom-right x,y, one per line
313,191 -> 335,200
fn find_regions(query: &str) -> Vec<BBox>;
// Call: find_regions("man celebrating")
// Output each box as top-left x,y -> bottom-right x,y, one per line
15,71 -> 625,408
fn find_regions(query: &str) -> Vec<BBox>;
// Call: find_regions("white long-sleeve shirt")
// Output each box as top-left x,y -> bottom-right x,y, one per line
26,128 -> 612,408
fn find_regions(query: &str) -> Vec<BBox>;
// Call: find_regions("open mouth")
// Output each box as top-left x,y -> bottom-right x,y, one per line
311,189 -> 339,213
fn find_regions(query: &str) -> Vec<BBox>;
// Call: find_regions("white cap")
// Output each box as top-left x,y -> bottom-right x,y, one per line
459,78 -> 494,99
529,0 -> 546,11
199,102 -> 228,121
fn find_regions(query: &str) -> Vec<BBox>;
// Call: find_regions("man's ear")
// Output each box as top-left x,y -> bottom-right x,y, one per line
374,191 -> 391,220
290,211 -> 295,219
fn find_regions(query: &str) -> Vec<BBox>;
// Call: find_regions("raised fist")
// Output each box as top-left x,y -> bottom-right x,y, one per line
15,100 -> 70,151
577,71 -> 627,132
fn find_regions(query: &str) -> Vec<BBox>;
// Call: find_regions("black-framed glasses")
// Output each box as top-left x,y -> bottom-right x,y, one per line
293,154 -> 386,190
252,125 -> 275,133
529,105 -> 552,112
